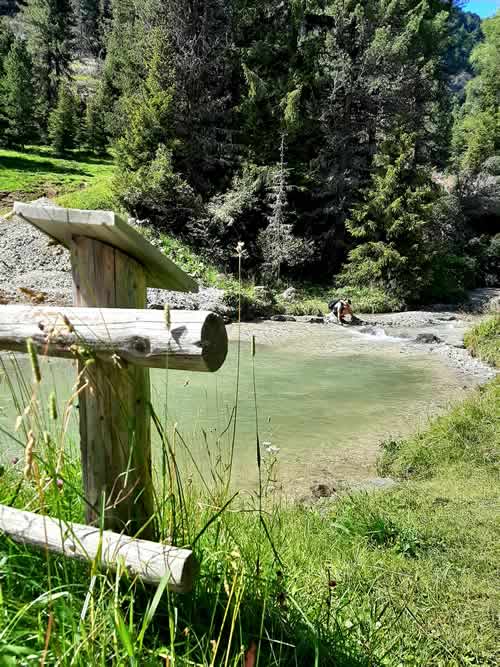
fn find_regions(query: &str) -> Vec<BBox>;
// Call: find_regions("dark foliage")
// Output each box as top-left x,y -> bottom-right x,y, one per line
0,0 -> 497,304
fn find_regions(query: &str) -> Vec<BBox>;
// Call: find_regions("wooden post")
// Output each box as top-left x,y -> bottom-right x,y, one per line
9,202 -> 226,562
71,236 -> 155,538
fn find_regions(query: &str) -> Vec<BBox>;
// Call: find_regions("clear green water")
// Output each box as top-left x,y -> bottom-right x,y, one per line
0,323 -> 465,493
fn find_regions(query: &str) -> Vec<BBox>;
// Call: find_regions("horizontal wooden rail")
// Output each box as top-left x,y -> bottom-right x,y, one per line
0,305 -> 228,372
0,504 -> 196,591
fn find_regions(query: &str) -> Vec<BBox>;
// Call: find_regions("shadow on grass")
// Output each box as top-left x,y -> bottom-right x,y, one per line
0,154 -> 92,178
0,536 -> 374,666
168,585 -> 376,666
21,145 -> 114,166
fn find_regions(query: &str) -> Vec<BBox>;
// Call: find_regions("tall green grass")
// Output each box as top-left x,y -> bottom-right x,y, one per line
464,314 -> 500,368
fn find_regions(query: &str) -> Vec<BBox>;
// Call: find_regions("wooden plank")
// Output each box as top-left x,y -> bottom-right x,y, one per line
71,238 -> 156,537
12,202 -> 198,293
0,305 -> 228,372
0,504 -> 196,591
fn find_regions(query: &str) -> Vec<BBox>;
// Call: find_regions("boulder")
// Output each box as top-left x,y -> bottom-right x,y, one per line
310,482 -> 336,499
414,333 -> 443,344
489,296 -> 500,313
280,286 -> 298,302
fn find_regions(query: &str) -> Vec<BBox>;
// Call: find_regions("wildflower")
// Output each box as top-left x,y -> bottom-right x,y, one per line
11,456 -> 19,465
265,444 -> 280,455
235,241 -> 245,257
56,478 -> 64,490
110,353 -> 123,369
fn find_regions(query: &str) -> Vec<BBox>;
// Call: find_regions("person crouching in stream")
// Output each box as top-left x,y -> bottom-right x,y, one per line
328,298 -> 353,325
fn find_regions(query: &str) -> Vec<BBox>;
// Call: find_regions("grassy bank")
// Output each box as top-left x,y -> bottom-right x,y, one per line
464,314 -> 500,368
0,317 -> 498,664
0,146 -> 115,214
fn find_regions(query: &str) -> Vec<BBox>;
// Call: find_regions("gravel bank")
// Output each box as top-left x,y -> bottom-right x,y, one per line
0,202 -> 228,314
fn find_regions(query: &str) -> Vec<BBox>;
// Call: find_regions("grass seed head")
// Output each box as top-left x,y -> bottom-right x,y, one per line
26,338 -> 42,384
49,392 -> 58,421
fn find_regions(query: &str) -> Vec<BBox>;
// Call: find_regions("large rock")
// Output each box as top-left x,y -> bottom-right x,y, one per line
489,296 -> 500,313
414,333 -> 443,344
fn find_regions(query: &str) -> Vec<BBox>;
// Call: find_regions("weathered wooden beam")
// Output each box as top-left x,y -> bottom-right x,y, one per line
71,239 -> 155,537
0,304 -> 228,372
12,202 -> 198,293
0,504 -> 196,591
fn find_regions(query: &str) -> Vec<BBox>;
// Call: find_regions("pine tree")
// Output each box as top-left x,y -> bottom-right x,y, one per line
113,27 -> 198,222
22,0 -> 75,119
0,17 -> 14,141
48,83 -> 78,153
114,26 -> 175,171
258,136 -> 313,283
0,17 -> 13,66
338,132 -> 439,304
85,88 -> 108,153
453,11 -> 500,171
73,0 -> 110,56
1,38 -> 37,147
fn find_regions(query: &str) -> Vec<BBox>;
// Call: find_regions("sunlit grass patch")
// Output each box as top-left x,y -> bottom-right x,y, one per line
0,146 -> 115,213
